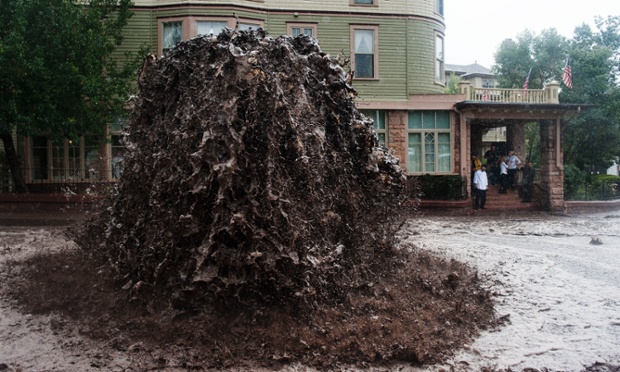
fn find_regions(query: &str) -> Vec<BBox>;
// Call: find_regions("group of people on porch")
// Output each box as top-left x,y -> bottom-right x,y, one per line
472,146 -> 536,210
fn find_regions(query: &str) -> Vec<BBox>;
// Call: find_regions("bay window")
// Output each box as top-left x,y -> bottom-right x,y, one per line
197,21 -> 228,36
407,111 -> 451,174
162,21 -> 182,55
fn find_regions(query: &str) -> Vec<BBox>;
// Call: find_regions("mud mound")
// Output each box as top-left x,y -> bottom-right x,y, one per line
70,29 -> 496,368
76,29 -> 405,311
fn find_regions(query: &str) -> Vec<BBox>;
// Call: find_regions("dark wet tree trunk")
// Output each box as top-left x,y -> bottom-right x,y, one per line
0,132 -> 29,193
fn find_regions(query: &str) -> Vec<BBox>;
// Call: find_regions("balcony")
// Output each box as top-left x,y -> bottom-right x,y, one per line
458,81 -> 560,104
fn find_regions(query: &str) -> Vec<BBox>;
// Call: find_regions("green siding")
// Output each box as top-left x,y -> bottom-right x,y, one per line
112,9 -> 155,63
407,19 -> 444,94
117,1 -> 446,98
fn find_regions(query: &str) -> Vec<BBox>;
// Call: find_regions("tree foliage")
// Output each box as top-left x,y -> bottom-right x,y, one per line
444,72 -> 462,94
0,0 -> 143,191
493,17 -> 620,171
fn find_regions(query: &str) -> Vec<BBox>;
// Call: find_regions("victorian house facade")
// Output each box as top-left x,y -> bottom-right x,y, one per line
15,0 -> 582,212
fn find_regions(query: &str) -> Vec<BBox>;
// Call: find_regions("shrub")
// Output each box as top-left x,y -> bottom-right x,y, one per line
409,174 -> 467,200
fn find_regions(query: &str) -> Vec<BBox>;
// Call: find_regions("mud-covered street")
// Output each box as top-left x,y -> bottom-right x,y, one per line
401,211 -> 620,371
1,210 -> 620,371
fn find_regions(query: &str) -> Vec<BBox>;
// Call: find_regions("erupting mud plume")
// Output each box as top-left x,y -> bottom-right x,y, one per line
73,29 -> 495,367
77,29 -> 405,310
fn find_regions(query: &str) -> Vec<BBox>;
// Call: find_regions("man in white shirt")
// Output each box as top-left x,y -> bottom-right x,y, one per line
507,151 -> 521,188
473,164 -> 489,210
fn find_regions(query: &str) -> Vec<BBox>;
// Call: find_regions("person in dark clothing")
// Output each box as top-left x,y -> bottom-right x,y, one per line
484,146 -> 499,185
521,161 -> 536,202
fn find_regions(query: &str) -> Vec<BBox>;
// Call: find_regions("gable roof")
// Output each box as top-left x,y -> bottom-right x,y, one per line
445,63 -> 494,78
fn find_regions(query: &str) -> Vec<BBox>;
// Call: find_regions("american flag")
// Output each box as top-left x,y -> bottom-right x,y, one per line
523,68 -> 532,90
562,60 -> 573,89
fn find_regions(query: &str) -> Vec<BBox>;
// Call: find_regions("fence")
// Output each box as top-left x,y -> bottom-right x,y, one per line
0,166 -> 120,195
0,165 -> 13,192
565,179 -> 620,201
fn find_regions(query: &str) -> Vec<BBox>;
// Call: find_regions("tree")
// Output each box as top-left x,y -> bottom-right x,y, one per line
493,31 -> 537,88
444,72 -> 462,94
561,18 -> 620,169
493,17 -> 620,172
494,29 -> 569,89
0,0 -> 141,192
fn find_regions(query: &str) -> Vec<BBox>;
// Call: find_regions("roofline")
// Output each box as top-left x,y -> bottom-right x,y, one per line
455,101 -> 595,111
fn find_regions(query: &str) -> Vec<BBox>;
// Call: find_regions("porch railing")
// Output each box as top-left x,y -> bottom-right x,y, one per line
459,81 -> 560,104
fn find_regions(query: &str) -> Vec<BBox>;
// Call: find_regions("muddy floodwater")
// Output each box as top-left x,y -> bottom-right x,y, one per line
401,210 -> 620,371
1,210 -> 620,371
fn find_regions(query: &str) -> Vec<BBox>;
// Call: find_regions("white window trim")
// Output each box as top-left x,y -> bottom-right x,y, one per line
435,33 -> 445,86
350,25 -> 379,80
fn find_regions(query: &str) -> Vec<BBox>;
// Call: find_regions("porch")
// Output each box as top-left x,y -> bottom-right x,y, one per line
458,81 -> 560,104
455,94 -> 586,213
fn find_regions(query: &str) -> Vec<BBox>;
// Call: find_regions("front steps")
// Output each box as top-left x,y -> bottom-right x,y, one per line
474,184 -> 537,212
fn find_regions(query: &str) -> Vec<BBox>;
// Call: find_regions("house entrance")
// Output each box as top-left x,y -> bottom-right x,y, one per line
457,101 -> 584,213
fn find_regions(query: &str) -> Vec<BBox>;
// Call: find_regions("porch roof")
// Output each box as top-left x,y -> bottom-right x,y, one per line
455,101 -> 593,123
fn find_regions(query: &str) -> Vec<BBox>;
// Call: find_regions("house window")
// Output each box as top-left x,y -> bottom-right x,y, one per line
239,22 -> 260,31
29,135 -> 105,181
436,0 -> 444,16
163,21 -> 182,54
197,21 -> 228,36
160,17 -> 263,55
360,110 -> 387,147
482,79 -> 495,88
352,27 -> 378,79
352,0 -> 374,4
407,111 -> 451,173
288,23 -> 317,37
435,35 -> 444,83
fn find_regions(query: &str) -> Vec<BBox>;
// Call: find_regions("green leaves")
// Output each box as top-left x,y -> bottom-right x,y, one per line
0,0 -> 140,138
493,16 -> 620,171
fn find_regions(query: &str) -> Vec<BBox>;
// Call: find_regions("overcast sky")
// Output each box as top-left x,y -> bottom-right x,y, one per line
444,0 -> 620,68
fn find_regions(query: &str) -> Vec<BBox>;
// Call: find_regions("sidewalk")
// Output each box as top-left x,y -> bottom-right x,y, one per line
0,206 -> 92,226
0,193 -> 100,226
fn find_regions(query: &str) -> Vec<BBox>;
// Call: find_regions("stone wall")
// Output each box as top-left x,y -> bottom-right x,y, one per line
539,120 -> 565,212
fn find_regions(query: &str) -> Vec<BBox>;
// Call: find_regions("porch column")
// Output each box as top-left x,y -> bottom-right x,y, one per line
506,122 -> 526,158
471,126 -> 484,160
387,111 -> 408,168
539,119 -> 565,212
462,117 -> 472,197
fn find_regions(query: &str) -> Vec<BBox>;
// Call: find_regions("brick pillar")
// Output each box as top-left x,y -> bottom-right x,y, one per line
539,119 -> 566,212
471,126 -> 484,159
387,111 -> 408,169
506,122 -> 526,157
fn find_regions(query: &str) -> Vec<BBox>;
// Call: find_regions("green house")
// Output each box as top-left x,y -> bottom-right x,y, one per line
15,0 -> 582,212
